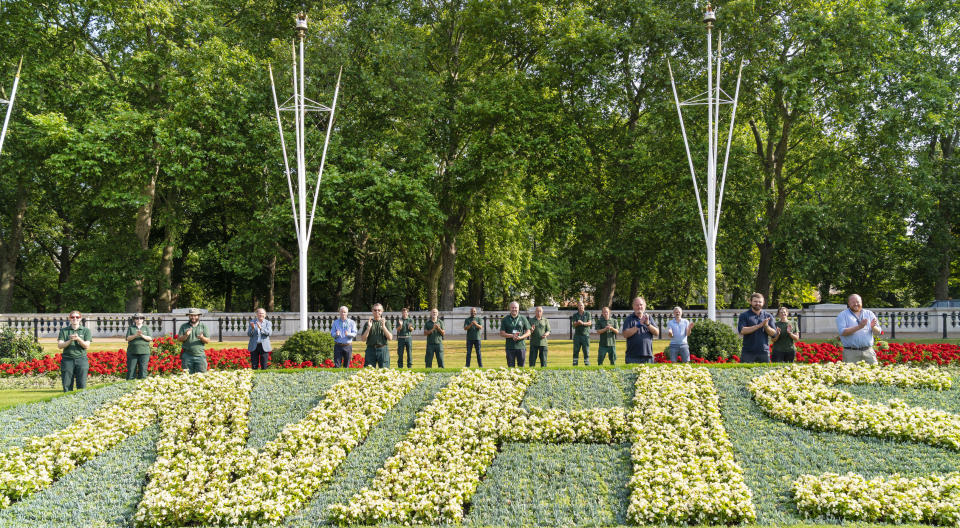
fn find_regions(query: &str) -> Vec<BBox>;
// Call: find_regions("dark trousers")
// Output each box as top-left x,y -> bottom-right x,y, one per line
334,343 -> 353,368
425,344 -> 444,368
365,345 -> 390,368
126,353 -> 150,380
60,356 -> 88,391
573,335 -> 590,365
771,348 -> 795,363
741,349 -> 771,363
250,343 -> 269,370
396,338 -> 412,367
466,340 -> 482,367
625,355 -> 654,365
597,345 -> 616,365
529,346 -> 547,367
506,347 -> 526,367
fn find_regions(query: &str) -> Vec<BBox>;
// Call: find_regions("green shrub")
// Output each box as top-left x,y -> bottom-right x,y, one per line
688,319 -> 741,361
273,330 -> 334,365
0,327 -> 44,364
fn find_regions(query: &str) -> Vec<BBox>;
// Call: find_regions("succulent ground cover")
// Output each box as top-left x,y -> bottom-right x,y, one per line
0,365 -> 956,527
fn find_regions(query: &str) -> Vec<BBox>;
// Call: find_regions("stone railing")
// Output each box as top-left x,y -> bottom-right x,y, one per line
1,305 -> 957,340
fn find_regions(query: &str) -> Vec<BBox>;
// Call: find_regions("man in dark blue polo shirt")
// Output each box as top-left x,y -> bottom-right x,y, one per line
737,292 -> 777,362
621,296 -> 659,363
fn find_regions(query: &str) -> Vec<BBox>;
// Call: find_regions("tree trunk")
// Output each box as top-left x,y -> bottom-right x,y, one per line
425,254 -> 442,310
125,162 -> 158,312
628,275 -> 639,302
265,253 -> 276,312
54,232 -> 72,312
439,233 -> 458,310
596,269 -> 617,308
157,227 -> 176,312
0,182 -> 28,311
350,234 -> 369,309
933,131 -> 957,300
755,239 -> 774,301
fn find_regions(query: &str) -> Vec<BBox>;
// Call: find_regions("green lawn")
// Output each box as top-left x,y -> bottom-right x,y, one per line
0,388 -> 63,410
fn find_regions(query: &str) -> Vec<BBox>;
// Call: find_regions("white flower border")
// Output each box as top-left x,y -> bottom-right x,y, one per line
750,363 -> 958,450
135,368 -> 422,526
793,472 -> 960,526
751,363 -> 959,525
627,366 -> 756,525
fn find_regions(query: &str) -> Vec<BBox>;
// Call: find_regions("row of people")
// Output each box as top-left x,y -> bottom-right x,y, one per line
53,293 -> 879,392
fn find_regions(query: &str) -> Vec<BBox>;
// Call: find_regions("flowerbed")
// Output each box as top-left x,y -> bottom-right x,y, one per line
796,341 -> 960,365
0,345 -> 363,377
627,367 -> 756,525
750,363 -> 960,525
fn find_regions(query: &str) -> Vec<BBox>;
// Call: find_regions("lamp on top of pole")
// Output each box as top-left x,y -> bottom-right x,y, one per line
667,3 -> 743,321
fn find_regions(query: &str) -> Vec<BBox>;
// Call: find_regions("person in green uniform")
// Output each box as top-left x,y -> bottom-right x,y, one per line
424,308 -> 445,368
528,306 -> 551,367
463,307 -> 483,367
596,306 -> 619,365
178,308 -> 210,374
771,306 -> 799,363
499,301 -> 531,367
57,310 -> 91,391
362,303 -> 393,368
125,313 -> 152,380
395,307 -> 414,368
570,301 -> 592,365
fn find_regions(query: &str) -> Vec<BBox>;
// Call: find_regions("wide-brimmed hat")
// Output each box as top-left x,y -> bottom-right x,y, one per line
186,308 -> 203,316
133,313 -> 145,319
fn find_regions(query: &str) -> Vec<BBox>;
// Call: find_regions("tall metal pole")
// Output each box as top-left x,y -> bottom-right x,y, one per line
668,4 -> 743,321
269,14 -> 341,331
0,57 -> 23,158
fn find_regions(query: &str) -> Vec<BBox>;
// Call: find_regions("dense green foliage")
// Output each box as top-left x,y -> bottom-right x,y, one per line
0,328 -> 43,364
273,330 -> 334,365
0,0 -> 957,313
689,319 -> 741,361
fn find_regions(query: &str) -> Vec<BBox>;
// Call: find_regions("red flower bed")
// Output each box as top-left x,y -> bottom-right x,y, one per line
0,339 -> 363,377
654,341 -> 960,365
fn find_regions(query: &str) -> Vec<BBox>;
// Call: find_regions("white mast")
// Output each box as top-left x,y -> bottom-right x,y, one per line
269,14 -> 341,331
667,4 -> 743,320
0,58 -> 23,157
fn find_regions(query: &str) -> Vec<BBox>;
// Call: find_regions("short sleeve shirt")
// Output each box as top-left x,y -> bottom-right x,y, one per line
179,322 -> 208,356
738,310 -> 772,356
463,316 -> 482,341
772,321 -> 795,353
836,308 -> 880,349
363,320 -> 389,348
668,319 -> 690,346
395,317 -> 414,339
126,325 -> 153,355
500,314 -> 530,350
622,314 -> 653,360
597,317 -> 617,347
58,326 -> 92,359
530,317 -> 551,348
425,320 -> 444,346
570,311 -> 591,337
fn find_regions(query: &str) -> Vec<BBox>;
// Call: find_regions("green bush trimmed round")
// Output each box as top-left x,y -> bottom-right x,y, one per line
273,330 -> 334,366
688,319 -> 741,361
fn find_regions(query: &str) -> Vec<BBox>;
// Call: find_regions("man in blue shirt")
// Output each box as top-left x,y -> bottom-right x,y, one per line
331,306 -> 358,367
621,297 -> 659,364
737,293 -> 777,363
836,294 -> 882,364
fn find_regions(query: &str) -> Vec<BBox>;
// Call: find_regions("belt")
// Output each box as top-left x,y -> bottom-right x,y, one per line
844,346 -> 872,351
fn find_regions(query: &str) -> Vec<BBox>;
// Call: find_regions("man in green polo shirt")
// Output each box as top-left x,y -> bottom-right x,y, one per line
570,301 -> 592,365
57,310 -> 92,391
362,303 -> 393,368
424,308 -> 445,368
178,308 -> 210,374
395,307 -> 414,368
596,306 -> 619,365
125,313 -> 152,380
499,301 -> 531,367
463,307 -> 483,367
528,306 -> 551,367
